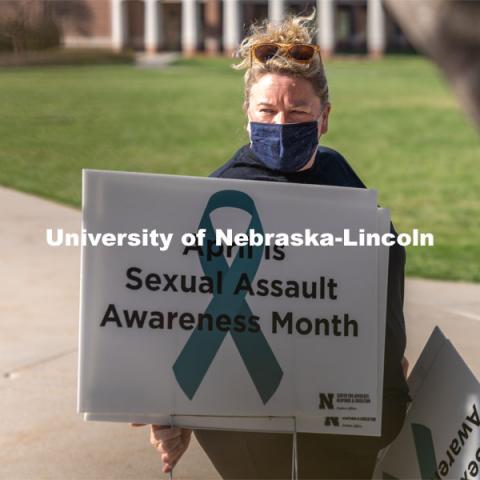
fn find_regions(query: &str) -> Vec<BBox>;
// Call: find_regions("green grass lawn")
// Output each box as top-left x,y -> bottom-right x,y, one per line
0,56 -> 479,281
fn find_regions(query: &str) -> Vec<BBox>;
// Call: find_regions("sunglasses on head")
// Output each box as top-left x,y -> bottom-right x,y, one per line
250,43 -> 322,65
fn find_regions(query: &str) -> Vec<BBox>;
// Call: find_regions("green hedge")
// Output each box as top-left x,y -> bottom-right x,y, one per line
0,17 -> 61,52
0,48 -> 135,67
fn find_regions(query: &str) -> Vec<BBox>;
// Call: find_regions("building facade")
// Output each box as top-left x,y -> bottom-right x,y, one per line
55,0 -> 412,56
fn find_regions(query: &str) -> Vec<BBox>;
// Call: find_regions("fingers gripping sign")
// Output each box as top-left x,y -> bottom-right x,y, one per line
131,423 -> 192,475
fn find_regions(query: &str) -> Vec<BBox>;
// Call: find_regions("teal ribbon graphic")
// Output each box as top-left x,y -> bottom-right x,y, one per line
173,189 -> 284,404
412,423 -> 437,479
382,422 -> 437,480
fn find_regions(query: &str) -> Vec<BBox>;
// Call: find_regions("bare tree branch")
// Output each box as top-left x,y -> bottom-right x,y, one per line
385,0 -> 480,129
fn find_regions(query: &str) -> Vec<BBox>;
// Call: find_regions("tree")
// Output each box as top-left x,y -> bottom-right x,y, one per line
1,0 -> 35,52
0,0 -> 92,53
385,0 -> 480,129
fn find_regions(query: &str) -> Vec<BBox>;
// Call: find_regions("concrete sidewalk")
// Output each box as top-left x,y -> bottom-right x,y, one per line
1,186 -> 479,479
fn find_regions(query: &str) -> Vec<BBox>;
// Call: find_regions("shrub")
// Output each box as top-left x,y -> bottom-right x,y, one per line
0,1 -> 61,53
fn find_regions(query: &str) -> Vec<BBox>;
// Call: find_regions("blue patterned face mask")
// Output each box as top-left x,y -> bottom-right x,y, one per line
249,120 -> 319,173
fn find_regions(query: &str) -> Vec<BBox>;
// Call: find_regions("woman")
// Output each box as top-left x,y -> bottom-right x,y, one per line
139,12 -> 411,479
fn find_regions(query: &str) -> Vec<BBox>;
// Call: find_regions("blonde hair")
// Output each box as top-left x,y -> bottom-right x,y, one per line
232,10 -> 330,112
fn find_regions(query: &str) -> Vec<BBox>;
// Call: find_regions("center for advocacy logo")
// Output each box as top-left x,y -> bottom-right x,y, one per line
173,190 -> 284,404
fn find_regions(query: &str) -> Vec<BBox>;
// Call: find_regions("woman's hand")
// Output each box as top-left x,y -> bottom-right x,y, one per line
131,424 -> 192,473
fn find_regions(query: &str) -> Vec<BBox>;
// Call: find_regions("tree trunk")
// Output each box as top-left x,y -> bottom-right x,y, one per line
385,0 -> 480,129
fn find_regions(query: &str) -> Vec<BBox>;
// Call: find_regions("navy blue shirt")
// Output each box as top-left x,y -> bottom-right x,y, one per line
194,145 -> 411,478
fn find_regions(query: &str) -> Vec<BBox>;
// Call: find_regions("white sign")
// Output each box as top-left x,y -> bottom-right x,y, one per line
78,169 -> 390,435
374,327 -> 480,478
